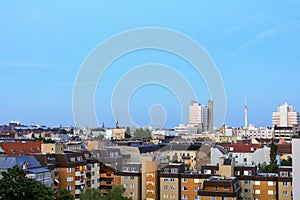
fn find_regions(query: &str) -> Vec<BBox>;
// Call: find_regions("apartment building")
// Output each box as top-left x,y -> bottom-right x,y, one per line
55,152 -> 87,200
116,162 -> 141,200
160,163 -> 184,200
278,166 -> 293,199
159,143 -> 210,170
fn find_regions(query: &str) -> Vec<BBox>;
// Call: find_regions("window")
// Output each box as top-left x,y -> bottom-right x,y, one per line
164,168 -> 169,173
283,191 -> 288,196
163,194 -> 169,198
204,169 -> 211,174
194,196 -> 200,200
131,167 -> 136,172
268,190 -> 275,195
224,186 -> 229,190
182,195 -> 188,199
170,194 -> 176,199
170,186 -> 175,190
210,197 -> 216,200
163,186 -> 168,190
194,179 -> 200,183
253,181 -> 260,185
66,186 -> 73,191
123,167 -> 130,172
181,178 -> 187,182
163,178 -> 168,182
130,184 -> 134,188
194,187 -> 200,191
280,171 -> 289,177
124,176 -> 128,180
182,186 -> 187,191
171,168 -> 178,173
130,176 -> 134,180
67,168 -> 72,173
235,170 -> 240,176
244,180 -> 250,184
283,182 -> 288,187
123,184 -> 128,188
254,190 -> 261,194
67,177 -> 73,182
267,181 -> 275,186
170,178 -> 175,182
244,189 -> 251,194
70,157 -> 75,162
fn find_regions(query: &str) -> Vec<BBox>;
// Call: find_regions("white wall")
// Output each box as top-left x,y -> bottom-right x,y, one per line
292,139 -> 300,200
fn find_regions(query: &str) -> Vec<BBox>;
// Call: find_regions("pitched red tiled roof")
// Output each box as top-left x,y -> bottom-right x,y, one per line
0,141 -> 42,155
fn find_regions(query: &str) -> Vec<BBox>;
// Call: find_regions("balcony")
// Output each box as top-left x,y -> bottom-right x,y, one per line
100,180 -> 113,186
75,189 -> 81,195
75,171 -> 81,176
75,180 -> 81,185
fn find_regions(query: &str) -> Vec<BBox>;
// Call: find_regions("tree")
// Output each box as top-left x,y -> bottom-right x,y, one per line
80,188 -> 102,200
103,186 -> 132,200
0,165 -> 55,200
125,127 -> 132,138
56,189 -> 74,200
80,186 -> 131,200
133,128 -> 151,138
258,142 -> 278,173
270,142 -> 278,165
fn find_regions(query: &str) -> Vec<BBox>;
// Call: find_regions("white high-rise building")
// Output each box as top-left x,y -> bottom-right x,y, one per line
189,101 -> 208,132
272,102 -> 299,127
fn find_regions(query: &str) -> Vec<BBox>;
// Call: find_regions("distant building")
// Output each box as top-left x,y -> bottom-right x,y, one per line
274,124 -> 300,143
272,102 -> 300,127
234,125 -> 273,139
189,100 -> 213,133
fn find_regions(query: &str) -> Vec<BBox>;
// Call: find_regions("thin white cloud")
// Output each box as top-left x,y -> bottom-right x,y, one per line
230,28 -> 279,57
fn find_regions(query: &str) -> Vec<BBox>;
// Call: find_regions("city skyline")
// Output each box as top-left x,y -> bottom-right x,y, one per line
1,1 -> 300,127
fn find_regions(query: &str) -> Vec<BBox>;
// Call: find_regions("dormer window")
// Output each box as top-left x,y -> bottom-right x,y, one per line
22,162 -> 29,169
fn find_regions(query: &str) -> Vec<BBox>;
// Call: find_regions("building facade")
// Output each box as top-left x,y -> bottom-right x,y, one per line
272,102 -> 299,127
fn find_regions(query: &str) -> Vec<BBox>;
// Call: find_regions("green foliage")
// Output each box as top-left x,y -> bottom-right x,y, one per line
0,165 -> 55,200
56,189 -> 74,200
80,188 -> 102,200
270,142 -> 277,165
35,137 -> 55,143
281,157 -> 292,166
133,128 -> 151,138
80,186 -> 131,200
125,127 -> 132,138
258,142 -> 279,173
61,129 -> 67,134
103,186 -> 132,200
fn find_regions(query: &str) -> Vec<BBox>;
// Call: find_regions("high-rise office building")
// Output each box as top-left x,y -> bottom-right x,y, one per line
208,100 -> 214,132
189,100 -> 213,132
272,102 -> 299,127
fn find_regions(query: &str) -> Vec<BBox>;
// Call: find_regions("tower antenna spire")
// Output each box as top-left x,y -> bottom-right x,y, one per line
244,96 -> 248,128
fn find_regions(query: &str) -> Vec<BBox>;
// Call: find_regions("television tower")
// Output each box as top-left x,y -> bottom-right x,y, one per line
244,96 -> 248,128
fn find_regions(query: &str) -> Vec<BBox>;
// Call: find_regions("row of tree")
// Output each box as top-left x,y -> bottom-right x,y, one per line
125,127 -> 152,138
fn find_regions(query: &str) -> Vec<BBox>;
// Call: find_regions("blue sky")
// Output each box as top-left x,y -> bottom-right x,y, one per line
1,1 -> 300,128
